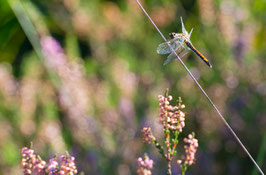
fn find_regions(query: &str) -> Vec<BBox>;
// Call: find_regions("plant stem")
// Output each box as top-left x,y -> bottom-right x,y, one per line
152,137 -> 165,158
181,164 -> 187,175
167,159 -> 172,175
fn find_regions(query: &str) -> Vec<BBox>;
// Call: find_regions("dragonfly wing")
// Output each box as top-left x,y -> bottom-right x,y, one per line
163,52 -> 175,65
163,45 -> 187,65
157,41 -> 178,54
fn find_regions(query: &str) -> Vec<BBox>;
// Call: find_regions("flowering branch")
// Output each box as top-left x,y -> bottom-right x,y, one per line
177,133 -> 199,175
141,90 -> 198,175
21,146 -> 78,175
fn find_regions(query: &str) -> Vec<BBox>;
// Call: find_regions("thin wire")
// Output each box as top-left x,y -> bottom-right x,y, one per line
135,0 -> 264,174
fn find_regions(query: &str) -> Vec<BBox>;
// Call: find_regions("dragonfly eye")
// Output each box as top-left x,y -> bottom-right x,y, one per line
169,32 -> 175,39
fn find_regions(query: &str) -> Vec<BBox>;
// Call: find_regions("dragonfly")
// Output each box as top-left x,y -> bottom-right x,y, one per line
157,17 -> 212,68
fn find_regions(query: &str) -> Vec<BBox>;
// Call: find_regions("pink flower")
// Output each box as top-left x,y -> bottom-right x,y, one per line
59,155 -> 78,175
47,158 -> 59,175
142,127 -> 154,144
21,146 -> 78,175
21,147 -> 44,175
41,36 -> 67,69
158,95 -> 186,132
35,160 -> 46,172
177,133 -> 199,166
137,154 -> 153,175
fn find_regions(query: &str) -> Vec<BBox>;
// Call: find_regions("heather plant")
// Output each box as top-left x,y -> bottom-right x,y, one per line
141,90 -> 198,175
21,145 -> 77,175
0,0 -> 265,174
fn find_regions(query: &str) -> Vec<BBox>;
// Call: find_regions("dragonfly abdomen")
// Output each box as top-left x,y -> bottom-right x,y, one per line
185,41 -> 212,68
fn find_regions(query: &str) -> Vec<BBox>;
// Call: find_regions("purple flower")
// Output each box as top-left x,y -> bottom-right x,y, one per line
47,158 -> 59,175
41,36 -> 67,69
59,155 -> 78,175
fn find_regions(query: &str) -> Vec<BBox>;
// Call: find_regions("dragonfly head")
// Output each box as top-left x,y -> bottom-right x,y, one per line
169,32 -> 178,39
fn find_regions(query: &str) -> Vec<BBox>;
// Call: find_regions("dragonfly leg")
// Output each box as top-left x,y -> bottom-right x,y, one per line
180,51 -> 188,58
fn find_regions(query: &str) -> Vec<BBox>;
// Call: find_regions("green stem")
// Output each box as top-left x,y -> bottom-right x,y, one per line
181,164 -> 187,175
152,138 -> 165,158
170,130 -> 179,157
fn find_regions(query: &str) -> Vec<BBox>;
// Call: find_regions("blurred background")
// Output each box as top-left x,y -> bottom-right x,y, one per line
0,0 -> 265,174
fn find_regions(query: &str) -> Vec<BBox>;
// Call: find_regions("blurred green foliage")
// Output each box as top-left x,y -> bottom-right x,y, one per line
0,0 -> 265,174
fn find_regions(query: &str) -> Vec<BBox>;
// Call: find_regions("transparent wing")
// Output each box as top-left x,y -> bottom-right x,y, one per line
163,52 -> 175,65
157,40 -> 178,54
163,46 -> 187,65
